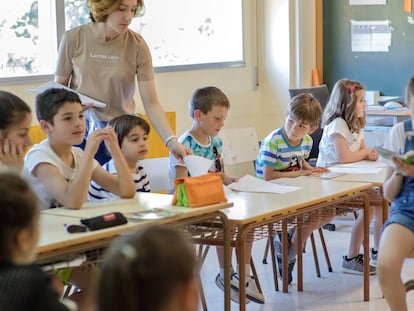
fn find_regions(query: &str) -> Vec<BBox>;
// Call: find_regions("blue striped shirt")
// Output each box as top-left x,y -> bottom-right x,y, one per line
88,159 -> 150,201
256,127 -> 312,178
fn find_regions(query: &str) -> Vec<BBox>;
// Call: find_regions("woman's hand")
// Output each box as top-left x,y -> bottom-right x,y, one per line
167,139 -> 192,161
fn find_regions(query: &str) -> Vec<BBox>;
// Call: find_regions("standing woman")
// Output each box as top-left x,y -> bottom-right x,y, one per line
55,0 -> 190,163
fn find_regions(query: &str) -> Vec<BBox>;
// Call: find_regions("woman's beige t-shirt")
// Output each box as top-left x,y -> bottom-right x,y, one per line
55,22 -> 154,122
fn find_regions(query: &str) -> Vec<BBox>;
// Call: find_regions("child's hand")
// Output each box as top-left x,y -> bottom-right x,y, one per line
393,157 -> 414,177
301,169 -> 316,176
84,128 -> 114,155
101,127 -> 120,154
368,149 -> 379,161
312,166 -> 330,173
0,138 -> 25,170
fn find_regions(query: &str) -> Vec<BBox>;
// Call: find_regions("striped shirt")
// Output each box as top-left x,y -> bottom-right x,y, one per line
256,127 -> 312,179
88,159 -> 150,201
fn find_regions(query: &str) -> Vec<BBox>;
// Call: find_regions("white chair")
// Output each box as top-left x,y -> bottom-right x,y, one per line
140,157 -> 170,193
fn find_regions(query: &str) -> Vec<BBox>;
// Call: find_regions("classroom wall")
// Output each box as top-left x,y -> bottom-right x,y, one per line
323,0 -> 414,96
0,0 -> 317,141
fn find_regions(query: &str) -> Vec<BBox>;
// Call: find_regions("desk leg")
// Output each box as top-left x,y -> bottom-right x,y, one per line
282,219 -> 289,293
237,227 -> 247,311
297,222 -> 303,292
363,192 -> 370,301
216,211 -> 231,311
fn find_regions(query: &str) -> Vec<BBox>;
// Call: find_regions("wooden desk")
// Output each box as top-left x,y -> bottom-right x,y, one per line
366,108 -> 410,126
39,193 -> 233,311
219,178 -> 373,310
330,163 -> 389,222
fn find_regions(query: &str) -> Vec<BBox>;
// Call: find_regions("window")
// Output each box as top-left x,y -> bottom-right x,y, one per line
0,0 -> 244,82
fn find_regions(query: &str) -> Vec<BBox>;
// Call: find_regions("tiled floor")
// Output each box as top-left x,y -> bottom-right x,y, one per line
199,219 -> 414,311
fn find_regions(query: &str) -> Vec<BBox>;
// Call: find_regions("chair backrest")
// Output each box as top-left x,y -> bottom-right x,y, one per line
288,85 -> 330,162
140,157 -> 170,193
218,127 -> 260,177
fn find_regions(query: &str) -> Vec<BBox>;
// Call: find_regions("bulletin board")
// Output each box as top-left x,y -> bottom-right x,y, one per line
323,0 -> 414,96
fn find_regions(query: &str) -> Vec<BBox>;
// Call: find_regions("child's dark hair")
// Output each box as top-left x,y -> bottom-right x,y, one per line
287,93 -> 323,127
322,79 -> 366,132
189,86 -> 230,118
98,225 -> 196,311
406,75 -> 414,105
108,114 -> 150,148
35,88 -> 81,124
0,91 -> 31,131
0,173 -> 39,263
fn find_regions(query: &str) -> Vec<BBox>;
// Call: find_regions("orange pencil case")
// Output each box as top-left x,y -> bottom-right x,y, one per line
172,173 -> 227,208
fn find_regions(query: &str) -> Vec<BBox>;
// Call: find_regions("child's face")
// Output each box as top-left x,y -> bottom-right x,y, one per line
46,102 -> 85,145
284,115 -> 312,143
1,112 -> 32,147
120,125 -> 149,162
354,89 -> 366,118
196,105 -> 228,137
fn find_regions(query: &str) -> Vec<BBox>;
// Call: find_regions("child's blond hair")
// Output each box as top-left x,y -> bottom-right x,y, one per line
287,93 -> 323,127
188,86 -> 230,118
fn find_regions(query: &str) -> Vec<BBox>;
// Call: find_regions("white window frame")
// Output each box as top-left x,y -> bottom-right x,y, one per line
0,0 -> 245,85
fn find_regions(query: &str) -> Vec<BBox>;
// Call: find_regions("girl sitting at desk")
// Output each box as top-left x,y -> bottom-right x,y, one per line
317,79 -> 379,275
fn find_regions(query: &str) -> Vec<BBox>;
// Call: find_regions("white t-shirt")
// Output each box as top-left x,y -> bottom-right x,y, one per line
88,158 -> 150,201
22,139 -> 99,209
317,117 -> 365,167
383,120 -> 413,153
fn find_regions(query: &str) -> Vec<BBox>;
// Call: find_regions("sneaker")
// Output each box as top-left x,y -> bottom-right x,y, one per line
342,254 -> 376,275
230,273 -> 265,304
215,273 -> 250,304
370,248 -> 378,267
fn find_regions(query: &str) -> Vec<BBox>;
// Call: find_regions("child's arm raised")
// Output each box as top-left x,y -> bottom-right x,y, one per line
91,128 -> 135,199
32,129 -> 110,209
333,134 -> 377,163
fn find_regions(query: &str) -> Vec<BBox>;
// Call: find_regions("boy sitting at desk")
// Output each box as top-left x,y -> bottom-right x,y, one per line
169,86 -> 264,304
256,93 -> 332,284
22,88 -> 135,209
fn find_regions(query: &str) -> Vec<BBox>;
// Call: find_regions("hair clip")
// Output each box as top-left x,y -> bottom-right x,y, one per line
120,244 -> 137,261
349,85 -> 356,94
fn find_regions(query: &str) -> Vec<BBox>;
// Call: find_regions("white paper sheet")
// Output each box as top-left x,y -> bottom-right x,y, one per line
27,81 -> 107,108
329,160 -> 386,169
328,167 -> 382,174
184,155 -> 213,177
226,175 -> 301,194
